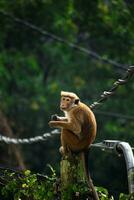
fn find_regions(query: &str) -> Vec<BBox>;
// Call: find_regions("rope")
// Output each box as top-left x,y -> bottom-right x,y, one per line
0,129 -> 60,144
0,10 -> 127,70
0,109 -> 134,144
0,66 -> 133,145
90,66 -> 134,109
0,131 -> 134,151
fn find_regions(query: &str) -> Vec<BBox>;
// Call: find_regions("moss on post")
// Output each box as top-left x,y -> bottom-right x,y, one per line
61,153 -> 85,188
60,152 -> 98,200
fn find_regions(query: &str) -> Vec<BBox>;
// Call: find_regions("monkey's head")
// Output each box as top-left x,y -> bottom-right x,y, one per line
60,91 -> 80,111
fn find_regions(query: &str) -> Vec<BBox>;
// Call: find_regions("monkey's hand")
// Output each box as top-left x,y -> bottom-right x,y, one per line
51,114 -> 58,121
49,121 -> 59,128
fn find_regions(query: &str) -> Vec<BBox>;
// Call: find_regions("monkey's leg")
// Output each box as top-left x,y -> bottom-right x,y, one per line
60,130 -> 70,155
61,129 -> 85,152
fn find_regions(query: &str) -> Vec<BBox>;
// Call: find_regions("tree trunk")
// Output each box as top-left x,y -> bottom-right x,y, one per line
0,110 -> 26,170
60,152 -> 99,200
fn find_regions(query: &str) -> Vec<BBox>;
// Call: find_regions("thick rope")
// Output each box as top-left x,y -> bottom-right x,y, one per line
90,66 -> 134,109
0,129 -> 59,144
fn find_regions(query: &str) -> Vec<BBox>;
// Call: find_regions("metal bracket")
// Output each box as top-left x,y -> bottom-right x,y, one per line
92,140 -> 134,194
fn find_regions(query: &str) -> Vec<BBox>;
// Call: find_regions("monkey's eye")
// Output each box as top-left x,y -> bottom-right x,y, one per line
62,97 -> 65,101
66,98 -> 70,101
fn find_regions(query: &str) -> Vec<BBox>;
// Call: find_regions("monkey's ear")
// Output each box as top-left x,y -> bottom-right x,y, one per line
75,99 -> 79,104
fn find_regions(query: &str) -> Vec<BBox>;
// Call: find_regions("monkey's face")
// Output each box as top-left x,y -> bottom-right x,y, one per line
60,96 -> 74,111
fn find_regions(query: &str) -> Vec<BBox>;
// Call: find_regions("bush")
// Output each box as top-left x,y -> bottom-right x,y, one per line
0,167 -> 133,200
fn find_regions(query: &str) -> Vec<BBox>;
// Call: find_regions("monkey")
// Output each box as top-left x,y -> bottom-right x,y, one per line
49,91 -> 99,200
49,91 -> 96,154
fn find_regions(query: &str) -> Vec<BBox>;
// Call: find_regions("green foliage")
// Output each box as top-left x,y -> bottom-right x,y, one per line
97,187 -> 110,200
119,193 -> 134,200
1,168 -> 134,200
1,167 -> 57,200
61,181 -> 90,200
0,0 -> 134,197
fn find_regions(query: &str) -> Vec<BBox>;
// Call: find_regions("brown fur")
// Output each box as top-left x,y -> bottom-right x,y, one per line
49,91 -> 96,154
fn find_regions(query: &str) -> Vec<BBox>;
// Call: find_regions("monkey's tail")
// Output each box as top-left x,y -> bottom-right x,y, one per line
82,150 -> 99,200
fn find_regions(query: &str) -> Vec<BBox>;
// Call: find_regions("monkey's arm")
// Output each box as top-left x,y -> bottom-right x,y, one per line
58,117 -> 68,121
51,114 -> 68,121
49,118 -> 81,137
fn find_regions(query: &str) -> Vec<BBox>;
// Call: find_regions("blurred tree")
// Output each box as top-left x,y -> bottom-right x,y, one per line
0,0 -> 134,197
